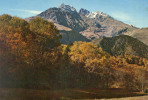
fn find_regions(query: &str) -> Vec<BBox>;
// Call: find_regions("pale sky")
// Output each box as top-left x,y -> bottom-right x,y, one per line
0,0 -> 148,28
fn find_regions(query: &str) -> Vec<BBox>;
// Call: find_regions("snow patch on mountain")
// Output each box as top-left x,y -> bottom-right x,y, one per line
86,11 -> 108,18
97,11 -> 108,16
86,12 -> 97,18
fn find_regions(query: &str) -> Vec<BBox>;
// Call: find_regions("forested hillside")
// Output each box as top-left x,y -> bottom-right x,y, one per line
93,35 -> 148,59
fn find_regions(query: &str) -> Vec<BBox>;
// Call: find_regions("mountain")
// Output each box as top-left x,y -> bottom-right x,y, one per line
25,4 -> 137,43
93,35 -> 148,58
26,4 -> 87,32
79,10 -> 137,40
124,28 -> 148,46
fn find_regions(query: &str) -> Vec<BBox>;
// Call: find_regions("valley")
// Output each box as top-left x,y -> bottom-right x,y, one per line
0,2 -> 148,100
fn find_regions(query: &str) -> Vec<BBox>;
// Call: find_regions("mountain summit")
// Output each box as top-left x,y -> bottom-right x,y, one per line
59,3 -> 77,12
79,8 -> 90,16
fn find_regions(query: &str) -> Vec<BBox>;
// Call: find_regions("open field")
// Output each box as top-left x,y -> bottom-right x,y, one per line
0,88 -> 147,100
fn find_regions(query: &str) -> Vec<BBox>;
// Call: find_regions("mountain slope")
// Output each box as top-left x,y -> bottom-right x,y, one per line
79,9 -> 137,40
93,35 -> 148,58
60,30 -> 90,44
124,28 -> 148,46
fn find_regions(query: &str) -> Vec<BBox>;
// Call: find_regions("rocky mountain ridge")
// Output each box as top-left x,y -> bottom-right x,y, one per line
25,4 -> 138,44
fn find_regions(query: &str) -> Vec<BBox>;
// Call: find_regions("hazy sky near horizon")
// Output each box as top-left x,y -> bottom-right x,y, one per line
0,0 -> 148,28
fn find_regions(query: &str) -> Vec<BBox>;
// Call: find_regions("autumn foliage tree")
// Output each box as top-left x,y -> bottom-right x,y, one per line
0,15 -> 61,88
66,41 -> 116,88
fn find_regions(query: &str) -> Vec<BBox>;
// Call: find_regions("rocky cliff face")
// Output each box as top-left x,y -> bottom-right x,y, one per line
27,4 -> 88,32
79,8 -> 90,16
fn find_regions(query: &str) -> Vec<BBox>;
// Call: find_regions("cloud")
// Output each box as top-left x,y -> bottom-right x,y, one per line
10,9 -> 42,14
110,12 -> 131,22
109,12 -> 146,27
